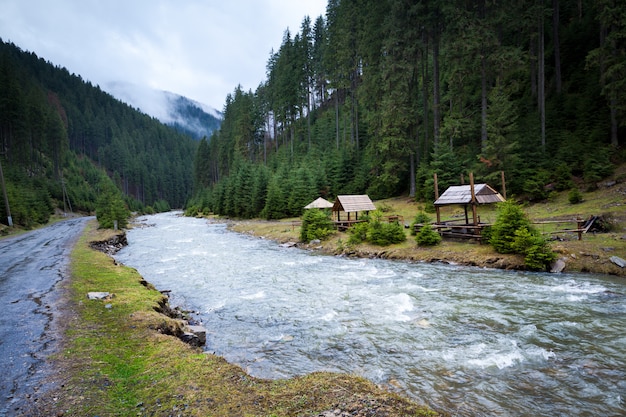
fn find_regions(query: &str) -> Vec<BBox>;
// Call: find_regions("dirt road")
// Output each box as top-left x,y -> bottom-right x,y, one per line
0,217 -> 91,416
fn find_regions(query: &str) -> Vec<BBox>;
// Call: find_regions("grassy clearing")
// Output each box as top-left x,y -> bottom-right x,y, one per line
230,179 -> 626,276
36,220 -> 439,417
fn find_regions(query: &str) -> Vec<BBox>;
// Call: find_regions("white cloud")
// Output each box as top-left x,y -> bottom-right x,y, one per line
0,0 -> 327,110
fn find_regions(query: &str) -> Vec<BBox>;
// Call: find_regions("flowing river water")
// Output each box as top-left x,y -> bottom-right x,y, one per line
114,212 -> 625,416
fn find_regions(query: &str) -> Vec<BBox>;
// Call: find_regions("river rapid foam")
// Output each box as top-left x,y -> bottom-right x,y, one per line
115,212 -> 626,417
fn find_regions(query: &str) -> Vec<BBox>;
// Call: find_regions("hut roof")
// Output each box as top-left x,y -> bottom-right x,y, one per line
304,197 -> 334,209
333,195 -> 376,213
434,183 -> 505,206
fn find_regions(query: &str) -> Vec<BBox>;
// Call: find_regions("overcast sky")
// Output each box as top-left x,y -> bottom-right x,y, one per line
0,0 -> 327,111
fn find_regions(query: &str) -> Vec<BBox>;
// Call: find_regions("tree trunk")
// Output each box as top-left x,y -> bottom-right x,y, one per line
481,49 -> 488,152
409,152 -> 416,198
307,85 -> 312,152
421,37 -> 430,159
355,99 -> 359,152
553,0 -> 562,94
335,91 -> 340,149
530,35 -> 537,98
610,94 -> 618,146
479,0 -> 488,152
539,6 -> 546,150
432,28 -> 441,147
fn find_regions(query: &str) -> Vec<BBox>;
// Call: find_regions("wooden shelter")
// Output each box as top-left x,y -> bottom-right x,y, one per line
435,182 -> 505,224
304,197 -> 334,209
429,173 -> 505,241
332,195 -> 376,229
435,183 -> 505,206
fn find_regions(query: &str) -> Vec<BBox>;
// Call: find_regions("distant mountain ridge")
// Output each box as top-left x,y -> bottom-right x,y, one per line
105,82 -> 222,140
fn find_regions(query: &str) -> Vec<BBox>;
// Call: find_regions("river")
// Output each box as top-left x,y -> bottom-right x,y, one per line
114,212 -> 625,416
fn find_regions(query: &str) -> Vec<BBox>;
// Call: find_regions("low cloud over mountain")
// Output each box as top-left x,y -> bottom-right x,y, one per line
105,81 -> 222,140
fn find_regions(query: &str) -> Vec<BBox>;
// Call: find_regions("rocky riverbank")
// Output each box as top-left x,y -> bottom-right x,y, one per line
88,231 -> 127,255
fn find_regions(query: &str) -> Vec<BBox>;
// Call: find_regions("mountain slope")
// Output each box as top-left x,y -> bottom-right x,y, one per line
105,82 -> 222,140
0,39 -> 197,227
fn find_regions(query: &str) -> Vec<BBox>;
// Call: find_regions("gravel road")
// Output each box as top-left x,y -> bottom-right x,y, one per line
0,217 -> 91,416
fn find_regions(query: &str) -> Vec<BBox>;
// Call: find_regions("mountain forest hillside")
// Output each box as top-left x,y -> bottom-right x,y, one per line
0,40 -> 197,228
104,82 -> 223,140
187,0 -> 625,219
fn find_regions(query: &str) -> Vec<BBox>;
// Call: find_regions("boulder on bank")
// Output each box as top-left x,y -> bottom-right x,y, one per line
610,256 -> 626,268
185,325 -> 207,346
550,258 -> 566,273
87,291 -> 114,300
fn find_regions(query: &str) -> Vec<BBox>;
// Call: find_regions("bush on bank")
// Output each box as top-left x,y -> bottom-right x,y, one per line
300,208 -> 335,242
489,200 -> 556,271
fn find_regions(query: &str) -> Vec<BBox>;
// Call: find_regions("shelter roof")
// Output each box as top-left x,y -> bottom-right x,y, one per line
304,197 -> 334,209
434,184 -> 505,206
333,195 -> 376,213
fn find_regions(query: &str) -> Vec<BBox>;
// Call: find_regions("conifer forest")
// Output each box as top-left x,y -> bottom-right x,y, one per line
0,40 -> 197,227
1,0 -> 625,228
188,0 -> 624,219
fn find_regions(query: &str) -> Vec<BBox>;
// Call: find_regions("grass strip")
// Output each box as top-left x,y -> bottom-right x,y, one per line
44,220 -> 440,417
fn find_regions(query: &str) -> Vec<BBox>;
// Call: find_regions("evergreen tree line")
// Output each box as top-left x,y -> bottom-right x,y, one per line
188,0 -> 624,219
0,40 -> 198,227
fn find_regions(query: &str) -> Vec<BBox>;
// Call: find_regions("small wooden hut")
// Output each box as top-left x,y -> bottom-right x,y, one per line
304,197 -> 334,210
435,182 -> 505,225
429,173 -> 505,241
332,195 -> 376,229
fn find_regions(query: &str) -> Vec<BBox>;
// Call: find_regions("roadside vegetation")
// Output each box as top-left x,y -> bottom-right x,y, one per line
27,221 -> 439,417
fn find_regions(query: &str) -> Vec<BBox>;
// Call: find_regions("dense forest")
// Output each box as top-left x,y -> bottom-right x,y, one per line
0,40 -> 197,228
187,0 -> 624,219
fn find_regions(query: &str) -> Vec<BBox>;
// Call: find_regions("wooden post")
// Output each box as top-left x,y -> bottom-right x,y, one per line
434,172 -> 440,224
470,172 -> 478,225
501,170 -> 507,200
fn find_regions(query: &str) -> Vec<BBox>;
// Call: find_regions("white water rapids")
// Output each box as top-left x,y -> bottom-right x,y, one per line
114,212 -> 626,416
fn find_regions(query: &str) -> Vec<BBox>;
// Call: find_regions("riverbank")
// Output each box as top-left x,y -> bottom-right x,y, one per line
21,220 -> 440,417
227,218 -> 626,277
226,195 -> 626,277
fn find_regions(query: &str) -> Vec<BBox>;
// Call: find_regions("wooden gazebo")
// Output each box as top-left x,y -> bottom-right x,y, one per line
430,173 -> 505,241
435,183 -> 505,224
304,197 -> 334,210
332,195 -> 376,230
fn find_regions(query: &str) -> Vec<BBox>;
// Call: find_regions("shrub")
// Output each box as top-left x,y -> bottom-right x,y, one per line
522,169 -> 553,201
490,201 -> 556,271
299,209 -> 334,242
378,202 -> 393,213
368,221 -> 406,246
554,163 -> 575,191
512,227 -> 557,271
346,211 -> 406,246
415,224 -> 442,246
489,200 -> 533,254
347,221 -> 369,245
153,199 -> 171,213
410,211 -> 431,235
96,180 -> 130,229
568,188 -> 583,204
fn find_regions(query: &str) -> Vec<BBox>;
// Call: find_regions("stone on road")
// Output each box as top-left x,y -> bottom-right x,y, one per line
0,217 -> 91,416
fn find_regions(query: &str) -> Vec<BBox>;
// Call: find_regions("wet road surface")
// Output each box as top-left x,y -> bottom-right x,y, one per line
0,217 -> 91,416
